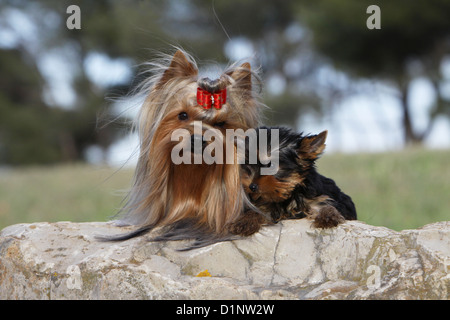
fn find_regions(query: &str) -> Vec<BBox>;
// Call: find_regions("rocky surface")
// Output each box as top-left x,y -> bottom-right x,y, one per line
0,219 -> 448,299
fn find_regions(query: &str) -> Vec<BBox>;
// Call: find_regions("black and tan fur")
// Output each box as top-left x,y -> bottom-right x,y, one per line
231,126 -> 357,236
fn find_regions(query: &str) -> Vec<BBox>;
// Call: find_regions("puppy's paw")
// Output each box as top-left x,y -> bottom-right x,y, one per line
312,205 -> 345,228
228,211 -> 266,236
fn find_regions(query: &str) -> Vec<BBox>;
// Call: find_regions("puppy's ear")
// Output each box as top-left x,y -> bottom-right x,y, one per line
229,62 -> 252,93
156,50 -> 198,88
298,130 -> 327,160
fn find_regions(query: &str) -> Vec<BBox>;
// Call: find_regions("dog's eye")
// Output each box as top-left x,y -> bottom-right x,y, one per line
214,121 -> 226,127
178,112 -> 188,120
249,183 -> 258,192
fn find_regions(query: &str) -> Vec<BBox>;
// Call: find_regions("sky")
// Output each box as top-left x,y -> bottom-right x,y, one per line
1,7 -> 450,168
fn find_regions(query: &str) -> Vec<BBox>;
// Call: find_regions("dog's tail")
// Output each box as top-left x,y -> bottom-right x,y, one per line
95,219 -> 239,251
95,224 -> 154,242
150,218 -> 239,251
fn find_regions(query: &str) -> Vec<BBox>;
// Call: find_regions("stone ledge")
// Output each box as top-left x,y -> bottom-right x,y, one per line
0,219 -> 448,299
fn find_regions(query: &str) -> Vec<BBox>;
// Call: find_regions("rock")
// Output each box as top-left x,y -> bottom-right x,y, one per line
0,220 -> 448,300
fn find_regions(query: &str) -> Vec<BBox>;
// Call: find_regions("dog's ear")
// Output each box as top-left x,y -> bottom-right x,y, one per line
157,50 -> 198,88
297,130 -> 327,160
229,62 -> 252,93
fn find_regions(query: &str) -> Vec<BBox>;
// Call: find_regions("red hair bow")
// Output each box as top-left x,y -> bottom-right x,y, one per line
197,88 -> 227,109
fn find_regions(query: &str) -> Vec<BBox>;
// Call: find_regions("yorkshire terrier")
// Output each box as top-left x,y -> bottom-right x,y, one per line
230,126 -> 357,236
100,49 -> 264,249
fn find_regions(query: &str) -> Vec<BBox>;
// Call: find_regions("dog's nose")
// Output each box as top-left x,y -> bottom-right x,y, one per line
191,134 -> 207,153
249,183 -> 258,192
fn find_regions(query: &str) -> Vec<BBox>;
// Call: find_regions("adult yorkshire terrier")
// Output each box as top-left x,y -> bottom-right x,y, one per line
101,50 -> 263,249
230,126 -> 357,236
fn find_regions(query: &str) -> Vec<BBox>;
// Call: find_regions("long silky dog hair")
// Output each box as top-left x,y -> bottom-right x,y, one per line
99,49 -> 264,249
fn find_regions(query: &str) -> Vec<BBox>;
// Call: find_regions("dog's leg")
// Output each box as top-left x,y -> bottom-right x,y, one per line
311,205 -> 345,228
301,195 -> 345,228
227,210 -> 268,236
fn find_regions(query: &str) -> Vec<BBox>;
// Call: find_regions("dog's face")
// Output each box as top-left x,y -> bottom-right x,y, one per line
145,50 -> 259,164
242,127 -> 328,205
242,164 -> 302,204
150,92 -> 228,160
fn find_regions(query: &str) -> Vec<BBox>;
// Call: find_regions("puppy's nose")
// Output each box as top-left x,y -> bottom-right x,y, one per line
249,183 -> 258,192
191,134 -> 207,153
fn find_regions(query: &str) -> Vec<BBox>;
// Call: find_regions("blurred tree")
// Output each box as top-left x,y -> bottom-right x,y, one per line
0,0 -> 169,165
0,49 -> 59,164
298,0 -> 450,145
0,47 -> 117,164
0,0 -> 327,166
2,0 -> 449,166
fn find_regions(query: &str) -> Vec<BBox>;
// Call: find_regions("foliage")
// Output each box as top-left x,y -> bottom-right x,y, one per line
1,0 -> 450,165
299,0 -> 450,144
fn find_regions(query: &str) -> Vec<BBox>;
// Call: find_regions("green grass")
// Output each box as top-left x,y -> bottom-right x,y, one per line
0,164 -> 133,230
0,148 -> 449,231
318,147 -> 450,230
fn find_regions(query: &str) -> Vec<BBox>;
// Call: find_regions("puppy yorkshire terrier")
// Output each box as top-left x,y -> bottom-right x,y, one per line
100,49 -> 264,249
230,126 -> 357,236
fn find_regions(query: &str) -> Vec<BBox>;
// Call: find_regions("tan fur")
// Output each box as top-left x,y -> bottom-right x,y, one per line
298,130 -> 328,160
117,49 -> 264,236
247,174 -> 304,203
